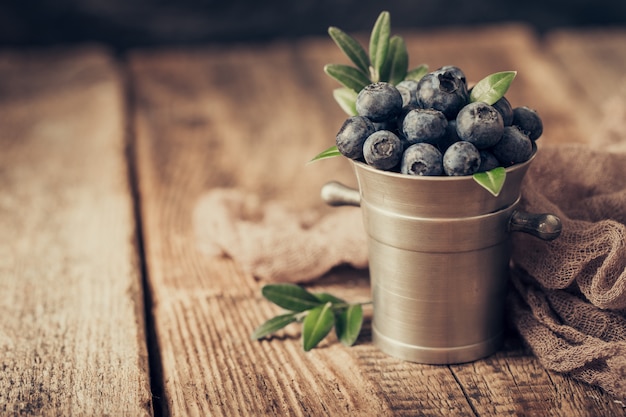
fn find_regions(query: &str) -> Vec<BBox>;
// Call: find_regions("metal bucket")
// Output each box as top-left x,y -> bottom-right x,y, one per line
321,150 -> 561,364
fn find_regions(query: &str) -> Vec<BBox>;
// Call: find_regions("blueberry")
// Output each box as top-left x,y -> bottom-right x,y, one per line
416,70 -> 469,119
335,116 -> 376,160
455,101 -> 504,149
373,118 -> 399,133
491,125 -> 533,167
438,119 -> 461,153
363,130 -> 403,170
477,150 -> 500,172
443,141 -> 481,176
401,108 -> 448,146
401,143 -> 443,176
356,82 -> 403,122
396,80 -> 419,107
437,65 -> 466,85
512,106 -> 543,140
396,104 -> 418,131
492,96 -> 514,126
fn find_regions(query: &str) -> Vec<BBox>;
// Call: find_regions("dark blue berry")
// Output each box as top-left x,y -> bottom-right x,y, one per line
443,141 -> 481,176
396,104 -> 418,131
363,130 -> 403,170
491,125 -> 533,167
401,108 -> 448,146
416,70 -> 469,119
401,143 -> 443,176
455,101 -> 504,149
356,82 -> 403,122
438,65 -> 466,85
438,119 -> 461,153
373,118 -> 399,133
396,80 -> 419,107
335,116 -> 376,160
492,96 -> 514,126
512,106 -> 543,140
477,150 -> 500,172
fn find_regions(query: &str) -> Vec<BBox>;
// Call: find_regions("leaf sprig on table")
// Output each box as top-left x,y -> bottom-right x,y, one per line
314,10 -> 518,197
251,284 -> 369,351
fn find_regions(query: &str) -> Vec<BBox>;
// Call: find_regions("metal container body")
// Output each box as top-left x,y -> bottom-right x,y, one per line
366,206 -> 514,364
351,157 -> 534,364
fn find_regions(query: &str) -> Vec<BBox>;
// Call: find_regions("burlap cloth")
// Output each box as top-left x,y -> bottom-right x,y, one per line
194,94 -> 626,400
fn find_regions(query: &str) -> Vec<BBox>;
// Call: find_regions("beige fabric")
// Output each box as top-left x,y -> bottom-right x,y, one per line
507,90 -> 626,400
194,93 -> 626,400
193,189 -> 368,283
509,144 -> 626,400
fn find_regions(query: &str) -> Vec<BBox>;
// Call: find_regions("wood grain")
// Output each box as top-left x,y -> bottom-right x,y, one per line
130,25 -> 626,416
546,28 -> 626,110
0,47 -> 152,416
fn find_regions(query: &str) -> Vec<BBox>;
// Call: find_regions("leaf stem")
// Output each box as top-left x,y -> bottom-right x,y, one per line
329,301 -> 373,311
294,311 -> 309,321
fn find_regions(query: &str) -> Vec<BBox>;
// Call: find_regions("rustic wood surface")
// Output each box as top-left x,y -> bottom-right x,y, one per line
129,24 -> 626,416
0,47 -> 152,416
1,24 -> 625,416
545,28 -> 626,110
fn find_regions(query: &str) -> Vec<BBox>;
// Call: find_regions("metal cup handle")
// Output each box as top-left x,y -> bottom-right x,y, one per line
321,181 -> 361,207
509,210 -> 562,241
321,181 -> 562,241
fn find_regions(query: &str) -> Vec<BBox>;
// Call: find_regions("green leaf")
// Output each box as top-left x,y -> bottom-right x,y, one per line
470,71 -> 517,105
473,167 -> 507,197
302,302 -> 335,351
324,64 -> 371,93
368,11 -> 391,82
250,313 -> 299,340
261,284 -> 323,312
314,292 -> 346,304
332,88 -> 358,116
379,35 -> 408,85
335,304 -> 363,347
328,26 -> 370,75
308,145 -> 341,164
405,64 -> 429,82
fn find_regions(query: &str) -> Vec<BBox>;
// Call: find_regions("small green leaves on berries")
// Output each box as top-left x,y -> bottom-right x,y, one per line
473,167 -> 507,196
328,27 -> 370,75
470,71 -> 517,105
324,64 -> 371,93
308,145 -> 341,164
405,64 -> 429,82
380,35 -> 409,85
368,11 -> 391,82
326,10 -> 426,89
252,283 -> 369,351
322,10 -> 428,126
333,88 -> 358,116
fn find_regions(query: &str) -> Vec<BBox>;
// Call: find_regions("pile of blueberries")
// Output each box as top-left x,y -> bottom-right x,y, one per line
335,66 -> 543,176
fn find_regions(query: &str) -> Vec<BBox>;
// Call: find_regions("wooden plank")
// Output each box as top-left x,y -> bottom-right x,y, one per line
130,25 -> 624,416
545,28 -> 626,111
450,334 -> 625,416
0,47 -> 153,416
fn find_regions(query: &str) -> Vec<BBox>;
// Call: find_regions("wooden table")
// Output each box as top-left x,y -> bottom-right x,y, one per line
1,24 -> 625,416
